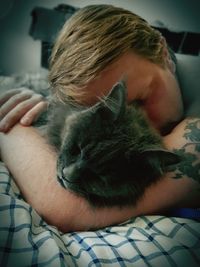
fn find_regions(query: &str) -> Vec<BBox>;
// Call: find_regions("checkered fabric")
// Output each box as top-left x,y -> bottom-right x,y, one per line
0,161 -> 200,267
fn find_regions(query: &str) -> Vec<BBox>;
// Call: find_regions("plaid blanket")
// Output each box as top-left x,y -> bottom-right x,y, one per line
0,161 -> 200,267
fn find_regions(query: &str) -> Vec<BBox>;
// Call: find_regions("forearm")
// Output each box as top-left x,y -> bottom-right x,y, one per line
164,117 -> 200,184
0,121 -> 199,233
137,119 -> 200,214
0,124 -> 80,230
0,124 -> 56,203
162,118 -> 200,205
0,125 -> 116,232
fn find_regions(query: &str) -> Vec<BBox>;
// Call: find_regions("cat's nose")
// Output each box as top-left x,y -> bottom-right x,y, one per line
62,160 -> 87,179
62,164 -> 75,178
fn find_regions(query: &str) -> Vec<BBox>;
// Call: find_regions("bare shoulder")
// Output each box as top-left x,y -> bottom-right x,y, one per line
176,54 -> 200,116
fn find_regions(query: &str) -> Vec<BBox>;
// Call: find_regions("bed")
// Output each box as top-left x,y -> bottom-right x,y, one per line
0,70 -> 200,267
1,2 -> 200,265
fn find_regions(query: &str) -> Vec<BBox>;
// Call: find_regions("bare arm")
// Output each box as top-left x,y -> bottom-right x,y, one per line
164,117 -> 200,184
133,118 -> 200,215
1,126 -> 58,201
0,122 -> 199,233
0,125 -> 145,231
0,124 -> 95,232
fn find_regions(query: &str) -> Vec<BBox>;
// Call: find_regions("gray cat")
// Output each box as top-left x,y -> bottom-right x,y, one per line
47,81 -> 179,207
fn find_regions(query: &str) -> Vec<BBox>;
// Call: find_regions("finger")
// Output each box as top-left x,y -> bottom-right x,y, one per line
0,88 -> 29,105
0,90 -> 35,120
20,101 -> 48,125
0,95 -> 44,132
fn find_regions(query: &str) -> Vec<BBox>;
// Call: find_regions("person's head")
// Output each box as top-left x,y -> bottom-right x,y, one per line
49,4 -> 183,133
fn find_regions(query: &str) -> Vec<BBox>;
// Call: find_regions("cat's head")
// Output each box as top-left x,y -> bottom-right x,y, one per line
57,81 -> 180,207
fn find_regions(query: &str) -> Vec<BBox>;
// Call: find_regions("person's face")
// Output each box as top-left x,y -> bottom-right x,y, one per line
81,51 -> 183,133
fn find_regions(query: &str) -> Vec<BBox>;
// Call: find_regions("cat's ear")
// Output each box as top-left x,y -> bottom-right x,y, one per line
97,80 -> 127,122
140,148 -> 181,172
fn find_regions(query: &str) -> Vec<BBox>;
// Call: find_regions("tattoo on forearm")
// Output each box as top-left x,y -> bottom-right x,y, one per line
183,119 -> 200,152
170,119 -> 200,183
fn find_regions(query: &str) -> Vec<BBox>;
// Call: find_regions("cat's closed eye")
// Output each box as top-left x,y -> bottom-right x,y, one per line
69,144 -> 81,157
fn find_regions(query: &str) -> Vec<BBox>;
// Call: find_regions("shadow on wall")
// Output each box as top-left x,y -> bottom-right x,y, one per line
0,0 -> 41,75
0,0 -> 72,75
29,4 -> 78,69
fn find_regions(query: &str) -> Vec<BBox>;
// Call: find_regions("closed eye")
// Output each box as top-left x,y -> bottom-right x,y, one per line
70,144 -> 81,157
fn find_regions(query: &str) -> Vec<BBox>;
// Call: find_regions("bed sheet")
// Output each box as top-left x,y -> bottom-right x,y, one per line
0,161 -> 200,267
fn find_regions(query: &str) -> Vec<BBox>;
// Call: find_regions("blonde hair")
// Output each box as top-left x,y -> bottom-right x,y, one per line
49,4 -> 164,104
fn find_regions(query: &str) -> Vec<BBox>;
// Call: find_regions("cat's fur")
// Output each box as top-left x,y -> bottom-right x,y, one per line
47,81 -> 179,207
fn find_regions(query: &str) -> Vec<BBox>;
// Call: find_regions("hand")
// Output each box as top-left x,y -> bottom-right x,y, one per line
0,88 -> 48,132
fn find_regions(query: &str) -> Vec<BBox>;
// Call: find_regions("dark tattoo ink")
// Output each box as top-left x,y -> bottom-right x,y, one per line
170,119 -> 200,183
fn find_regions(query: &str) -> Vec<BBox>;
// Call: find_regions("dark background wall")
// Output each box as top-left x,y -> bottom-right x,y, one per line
0,0 -> 199,75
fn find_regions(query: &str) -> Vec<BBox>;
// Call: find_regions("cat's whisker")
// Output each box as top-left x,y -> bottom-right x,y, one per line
101,95 -> 120,113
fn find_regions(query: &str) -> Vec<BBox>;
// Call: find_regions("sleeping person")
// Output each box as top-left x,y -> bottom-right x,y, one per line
0,5 -> 199,232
